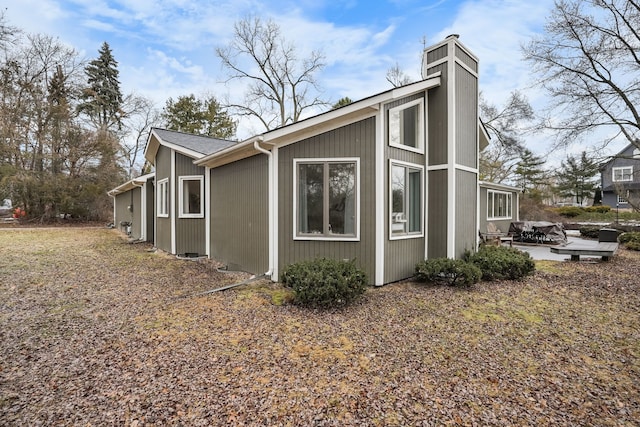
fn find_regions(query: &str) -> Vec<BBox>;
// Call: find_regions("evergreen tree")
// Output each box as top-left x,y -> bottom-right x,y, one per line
162,94 -> 236,138
80,42 -> 123,131
332,97 -> 353,109
555,151 -> 600,205
514,149 -> 546,193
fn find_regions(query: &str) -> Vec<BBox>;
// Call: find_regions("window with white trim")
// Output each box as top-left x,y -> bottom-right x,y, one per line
487,190 -> 512,220
613,166 -> 633,182
388,99 -> 424,153
157,178 -> 169,217
618,192 -> 629,204
295,159 -> 359,239
178,176 -> 204,218
390,161 -> 423,238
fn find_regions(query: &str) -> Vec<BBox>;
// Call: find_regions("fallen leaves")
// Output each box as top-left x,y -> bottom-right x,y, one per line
0,227 -> 639,425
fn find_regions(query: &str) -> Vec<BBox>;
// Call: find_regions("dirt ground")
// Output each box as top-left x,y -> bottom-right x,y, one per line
1,227 -> 639,426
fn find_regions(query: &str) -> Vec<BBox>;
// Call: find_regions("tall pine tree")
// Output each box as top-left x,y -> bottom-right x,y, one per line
80,42 -> 123,131
514,149 -> 546,193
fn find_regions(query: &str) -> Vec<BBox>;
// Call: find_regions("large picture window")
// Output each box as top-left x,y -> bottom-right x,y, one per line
388,99 -> 424,153
178,176 -> 204,218
487,190 -> 512,220
390,161 -> 423,238
613,166 -> 633,182
295,159 -> 359,240
157,178 -> 169,218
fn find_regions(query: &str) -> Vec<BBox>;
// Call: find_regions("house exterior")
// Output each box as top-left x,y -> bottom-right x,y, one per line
107,173 -> 155,241
193,35 -> 483,285
143,128 -> 237,256
110,35 -> 488,286
600,143 -> 640,208
479,181 -> 520,234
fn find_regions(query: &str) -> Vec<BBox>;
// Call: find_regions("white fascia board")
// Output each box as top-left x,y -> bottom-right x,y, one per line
478,180 -> 522,192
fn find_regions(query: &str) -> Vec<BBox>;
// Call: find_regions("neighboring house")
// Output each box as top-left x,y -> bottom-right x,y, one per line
479,181 -> 520,234
110,35 -> 486,285
107,173 -> 154,241
143,128 -> 238,256
600,143 -> 640,208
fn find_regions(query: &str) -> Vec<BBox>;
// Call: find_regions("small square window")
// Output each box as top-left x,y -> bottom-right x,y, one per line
388,99 -> 424,153
178,176 -> 204,218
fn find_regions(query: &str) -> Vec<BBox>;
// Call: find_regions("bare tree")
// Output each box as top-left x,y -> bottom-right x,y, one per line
479,91 -> 535,183
216,17 -> 328,131
119,95 -> 159,179
386,62 -> 413,87
522,0 -> 640,149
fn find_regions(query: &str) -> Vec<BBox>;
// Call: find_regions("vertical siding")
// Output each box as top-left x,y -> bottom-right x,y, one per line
428,170 -> 448,258
426,44 -> 448,64
155,146 -> 172,252
427,63 -> 448,166
455,170 -> 477,256
210,155 -> 269,274
383,95 -> 427,283
174,152 -> 206,255
455,64 -> 478,169
480,185 -> 518,234
278,117 -> 376,284
114,193 -> 133,235
145,181 -> 155,243
130,187 -> 142,239
455,45 -> 478,73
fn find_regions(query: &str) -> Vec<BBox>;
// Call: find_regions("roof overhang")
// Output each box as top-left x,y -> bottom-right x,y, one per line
479,180 -> 522,193
195,74 -> 442,168
144,129 -> 207,164
107,173 -> 155,197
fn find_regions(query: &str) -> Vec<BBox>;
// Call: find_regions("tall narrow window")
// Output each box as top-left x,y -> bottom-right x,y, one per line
390,162 -> 423,238
157,178 -> 169,218
388,99 -> 424,152
295,159 -> 359,240
487,190 -> 512,220
178,176 -> 204,218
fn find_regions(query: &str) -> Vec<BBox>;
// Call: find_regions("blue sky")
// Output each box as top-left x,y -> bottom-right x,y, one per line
7,0 -> 595,160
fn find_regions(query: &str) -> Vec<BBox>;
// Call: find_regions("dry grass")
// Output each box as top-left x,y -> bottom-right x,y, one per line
1,227 -> 639,425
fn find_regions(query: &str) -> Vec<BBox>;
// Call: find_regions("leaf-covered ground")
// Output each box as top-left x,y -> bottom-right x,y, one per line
1,228 -> 639,426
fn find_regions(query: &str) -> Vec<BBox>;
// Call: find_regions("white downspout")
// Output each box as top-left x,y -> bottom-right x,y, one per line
254,138 -> 273,278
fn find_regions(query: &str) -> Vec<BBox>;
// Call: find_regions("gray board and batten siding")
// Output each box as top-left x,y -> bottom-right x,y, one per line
114,191 -> 135,236
423,35 -> 479,259
278,117 -> 377,283
210,154 -> 269,274
174,151 -> 207,256
479,183 -> 520,234
155,144 -> 172,253
383,94 -> 427,284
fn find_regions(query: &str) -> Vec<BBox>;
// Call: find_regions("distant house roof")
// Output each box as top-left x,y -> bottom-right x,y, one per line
144,128 -> 239,164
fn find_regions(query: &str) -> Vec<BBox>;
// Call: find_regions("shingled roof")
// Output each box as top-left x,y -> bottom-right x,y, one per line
144,128 -> 239,163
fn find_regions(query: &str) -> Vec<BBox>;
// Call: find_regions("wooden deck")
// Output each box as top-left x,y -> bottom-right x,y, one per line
550,242 -> 619,261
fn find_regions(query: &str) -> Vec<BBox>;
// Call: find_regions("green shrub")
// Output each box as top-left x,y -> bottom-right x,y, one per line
584,205 -> 611,213
555,206 -> 584,217
624,241 -> 640,251
466,245 -> 535,281
415,258 -> 481,287
281,258 -> 368,308
579,226 -> 601,239
618,231 -> 640,244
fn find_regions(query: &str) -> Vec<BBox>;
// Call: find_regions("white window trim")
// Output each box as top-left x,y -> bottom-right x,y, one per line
157,178 -> 169,218
612,166 -> 633,182
178,175 -> 204,218
388,98 -> 425,154
487,189 -> 512,220
293,157 -> 360,241
389,159 -> 424,241
617,191 -> 629,204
